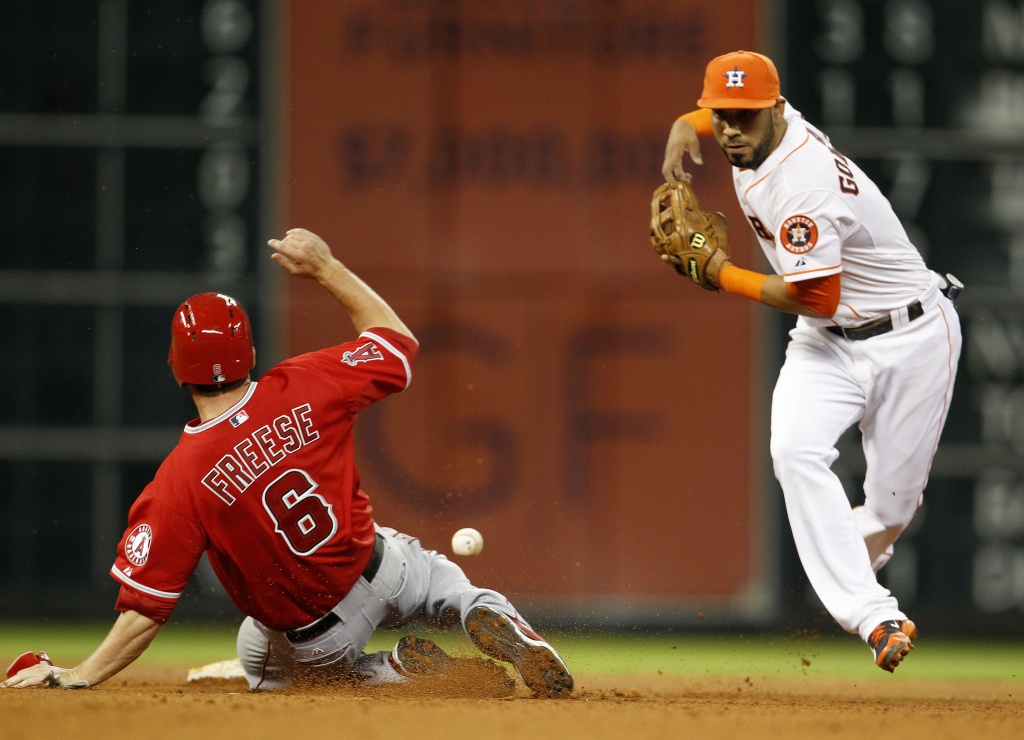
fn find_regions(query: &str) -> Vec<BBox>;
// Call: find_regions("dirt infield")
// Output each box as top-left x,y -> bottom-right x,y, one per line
2,662 -> 1022,740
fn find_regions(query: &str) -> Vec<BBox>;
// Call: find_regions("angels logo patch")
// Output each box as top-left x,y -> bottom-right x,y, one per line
780,215 -> 818,254
342,342 -> 384,366
125,524 -> 153,567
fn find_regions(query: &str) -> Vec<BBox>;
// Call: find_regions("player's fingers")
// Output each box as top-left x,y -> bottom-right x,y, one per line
269,236 -> 308,262
269,251 -> 301,275
687,140 -> 703,166
7,676 -> 38,687
279,233 -> 309,252
674,168 -> 692,183
269,232 -> 331,277
2,672 -> 41,688
673,165 -> 692,183
272,252 -> 298,268
662,143 -> 682,181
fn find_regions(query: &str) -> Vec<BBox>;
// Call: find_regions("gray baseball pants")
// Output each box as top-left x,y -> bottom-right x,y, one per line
236,525 -> 524,690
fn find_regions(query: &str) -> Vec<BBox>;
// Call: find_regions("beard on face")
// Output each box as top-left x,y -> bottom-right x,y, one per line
723,113 -> 776,169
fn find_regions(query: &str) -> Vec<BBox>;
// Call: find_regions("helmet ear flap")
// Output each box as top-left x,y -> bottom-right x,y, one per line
168,293 -> 254,386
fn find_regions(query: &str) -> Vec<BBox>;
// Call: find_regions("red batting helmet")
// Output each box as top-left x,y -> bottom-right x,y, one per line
168,292 -> 255,386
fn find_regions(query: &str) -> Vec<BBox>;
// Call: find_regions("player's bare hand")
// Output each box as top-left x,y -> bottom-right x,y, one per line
705,250 -> 731,289
268,228 -> 341,282
2,664 -> 75,689
662,118 -> 703,183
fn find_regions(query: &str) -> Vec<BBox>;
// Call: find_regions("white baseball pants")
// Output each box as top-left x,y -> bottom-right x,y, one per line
770,283 -> 961,643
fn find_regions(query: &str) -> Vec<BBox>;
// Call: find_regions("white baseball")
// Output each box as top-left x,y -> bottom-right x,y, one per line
451,527 -> 484,556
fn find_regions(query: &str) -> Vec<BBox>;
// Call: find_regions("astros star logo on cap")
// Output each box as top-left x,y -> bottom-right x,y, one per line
724,66 -> 747,88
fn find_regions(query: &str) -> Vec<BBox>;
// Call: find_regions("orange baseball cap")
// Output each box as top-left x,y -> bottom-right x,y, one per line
697,50 -> 780,109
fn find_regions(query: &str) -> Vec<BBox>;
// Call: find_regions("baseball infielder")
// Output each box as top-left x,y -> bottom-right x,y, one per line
2,228 -> 573,697
661,51 -> 962,671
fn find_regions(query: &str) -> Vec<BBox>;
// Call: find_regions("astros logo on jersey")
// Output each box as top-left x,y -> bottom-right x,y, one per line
724,66 -> 747,88
125,524 -> 153,567
342,341 -> 385,366
780,215 -> 818,254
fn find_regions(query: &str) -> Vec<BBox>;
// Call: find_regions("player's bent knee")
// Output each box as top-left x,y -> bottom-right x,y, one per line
863,487 -> 922,530
769,439 -> 835,480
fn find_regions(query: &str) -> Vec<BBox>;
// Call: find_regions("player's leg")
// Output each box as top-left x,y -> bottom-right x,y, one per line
235,617 -> 407,689
235,532 -> 422,689
236,616 -> 297,690
857,297 -> 961,571
851,505 -> 900,572
368,527 -> 513,630
770,325 -> 904,637
377,528 -> 573,697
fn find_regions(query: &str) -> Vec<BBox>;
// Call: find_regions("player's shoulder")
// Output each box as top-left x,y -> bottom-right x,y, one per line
133,455 -> 202,520
773,124 -> 853,191
784,122 -> 832,165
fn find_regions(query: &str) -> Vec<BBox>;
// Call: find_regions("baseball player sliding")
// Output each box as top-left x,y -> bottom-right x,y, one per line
2,228 -> 572,697
657,51 -> 962,671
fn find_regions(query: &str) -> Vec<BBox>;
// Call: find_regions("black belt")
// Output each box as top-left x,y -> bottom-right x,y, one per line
825,300 -> 923,341
284,532 -> 385,644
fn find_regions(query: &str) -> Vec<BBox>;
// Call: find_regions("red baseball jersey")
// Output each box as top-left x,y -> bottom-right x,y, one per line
110,328 -> 418,630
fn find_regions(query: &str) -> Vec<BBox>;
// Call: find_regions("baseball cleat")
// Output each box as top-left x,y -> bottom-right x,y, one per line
464,605 -> 574,698
868,619 -> 918,672
391,635 -> 454,676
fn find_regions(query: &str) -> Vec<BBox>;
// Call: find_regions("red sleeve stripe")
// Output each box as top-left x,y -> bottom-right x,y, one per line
109,566 -> 182,601
361,330 -> 413,390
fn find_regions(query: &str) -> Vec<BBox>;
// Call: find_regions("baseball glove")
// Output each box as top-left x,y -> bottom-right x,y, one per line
650,181 -> 731,290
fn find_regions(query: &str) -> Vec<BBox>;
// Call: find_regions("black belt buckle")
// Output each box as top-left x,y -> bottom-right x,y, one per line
284,533 -> 385,644
938,272 -> 963,301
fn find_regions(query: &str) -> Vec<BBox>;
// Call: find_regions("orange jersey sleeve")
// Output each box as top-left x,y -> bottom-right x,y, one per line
785,273 -> 841,316
679,108 -> 714,137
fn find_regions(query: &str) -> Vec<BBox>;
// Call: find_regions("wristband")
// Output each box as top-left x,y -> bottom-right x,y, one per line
717,262 -> 767,302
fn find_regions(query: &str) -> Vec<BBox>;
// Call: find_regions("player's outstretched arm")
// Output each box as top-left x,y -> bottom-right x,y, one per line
711,258 -> 839,318
268,228 -> 416,343
1,610 -> 161,689
662,111 -> 710,182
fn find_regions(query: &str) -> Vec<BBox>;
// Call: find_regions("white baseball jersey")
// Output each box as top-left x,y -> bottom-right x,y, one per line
733,102 -> 933,327
720,101 -> 963,645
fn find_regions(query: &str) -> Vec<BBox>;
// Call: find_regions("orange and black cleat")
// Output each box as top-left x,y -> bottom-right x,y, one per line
869,619 -> 918,672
